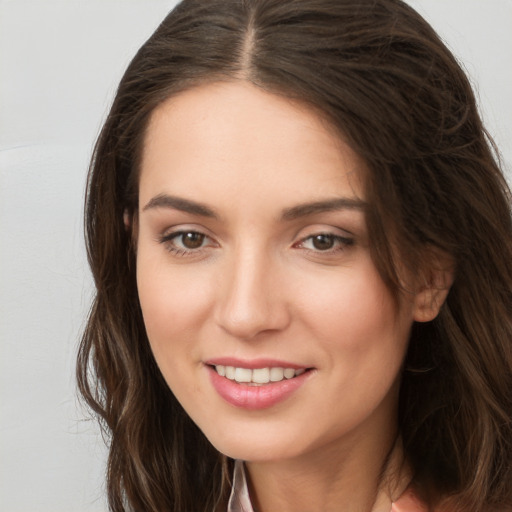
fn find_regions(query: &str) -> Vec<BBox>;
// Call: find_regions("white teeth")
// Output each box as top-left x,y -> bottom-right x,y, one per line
283,368 -> 295,379
214,365 -> 306,384
269,367 -> 284,382
252,368 -> 270,384
225,366 -> 236,379
234,367 -> 252,383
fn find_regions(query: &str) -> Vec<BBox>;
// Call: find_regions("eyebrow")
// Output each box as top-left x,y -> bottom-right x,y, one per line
142,194 -> 218,218
281,197 -> 366,220
142,194 -> 366,220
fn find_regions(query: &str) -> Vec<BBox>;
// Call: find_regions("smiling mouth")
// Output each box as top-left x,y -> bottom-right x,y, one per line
211,365 -> 309,385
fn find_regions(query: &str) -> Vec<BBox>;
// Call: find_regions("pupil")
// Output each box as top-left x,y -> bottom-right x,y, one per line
182,232 -> 204,249
312,234 -> 334,250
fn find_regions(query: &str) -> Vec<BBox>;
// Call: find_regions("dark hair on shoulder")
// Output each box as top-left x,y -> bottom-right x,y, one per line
77,1 -> 512,511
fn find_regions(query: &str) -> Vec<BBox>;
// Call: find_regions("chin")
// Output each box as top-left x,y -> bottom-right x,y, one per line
199,421 -> 304,462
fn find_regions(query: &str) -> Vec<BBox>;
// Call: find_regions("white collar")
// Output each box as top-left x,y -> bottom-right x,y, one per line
227,460 -> 254,512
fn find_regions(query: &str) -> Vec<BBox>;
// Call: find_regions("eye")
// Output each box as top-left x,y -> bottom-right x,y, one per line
159,229 -> 215,255
297,233 -> 354,253
306,234 -> 337,251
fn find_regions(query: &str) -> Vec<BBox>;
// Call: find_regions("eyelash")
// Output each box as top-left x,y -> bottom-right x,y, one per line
159,230 -> 354,257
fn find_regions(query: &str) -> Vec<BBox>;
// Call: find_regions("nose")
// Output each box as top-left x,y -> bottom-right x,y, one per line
214,247 -> 291,340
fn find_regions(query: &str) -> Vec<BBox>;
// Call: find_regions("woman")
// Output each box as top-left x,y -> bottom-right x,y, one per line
77,1 -> 512,511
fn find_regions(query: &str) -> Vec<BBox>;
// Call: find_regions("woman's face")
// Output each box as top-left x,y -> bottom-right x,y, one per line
136,81 -> 420,463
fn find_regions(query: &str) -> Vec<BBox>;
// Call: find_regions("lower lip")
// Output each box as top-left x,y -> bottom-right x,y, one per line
207,366 -> 311,410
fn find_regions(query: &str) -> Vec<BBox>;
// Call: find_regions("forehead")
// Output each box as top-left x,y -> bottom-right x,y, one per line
139,81 -> 366,210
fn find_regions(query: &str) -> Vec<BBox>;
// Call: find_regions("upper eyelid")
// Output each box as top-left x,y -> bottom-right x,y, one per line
293,224 -> 356,239
160,224 -> 214,238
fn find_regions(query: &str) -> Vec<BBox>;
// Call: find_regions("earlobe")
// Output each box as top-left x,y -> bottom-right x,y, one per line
412,253 -> 455,323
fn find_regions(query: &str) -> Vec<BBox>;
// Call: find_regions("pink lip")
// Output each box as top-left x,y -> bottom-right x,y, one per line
205,362 -> 312,410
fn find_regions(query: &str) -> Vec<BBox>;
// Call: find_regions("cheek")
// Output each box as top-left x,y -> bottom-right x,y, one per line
301,267 -> 402,338
136,259 -> 215,411
295,260 -> 412,381
135,249 -> 213,359
300,265 -> 411,427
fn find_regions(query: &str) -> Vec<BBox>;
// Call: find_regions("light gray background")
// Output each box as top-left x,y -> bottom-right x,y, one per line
1,1 -> 511,511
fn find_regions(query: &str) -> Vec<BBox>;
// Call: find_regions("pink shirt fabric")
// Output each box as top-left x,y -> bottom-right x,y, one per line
227,460 -> 427,512
391,489 -> 428,512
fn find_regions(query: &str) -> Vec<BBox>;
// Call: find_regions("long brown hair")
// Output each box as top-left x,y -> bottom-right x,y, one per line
77,1 -> 512,511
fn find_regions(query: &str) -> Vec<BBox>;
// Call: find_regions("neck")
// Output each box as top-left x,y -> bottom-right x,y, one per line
245,426 -> 410,512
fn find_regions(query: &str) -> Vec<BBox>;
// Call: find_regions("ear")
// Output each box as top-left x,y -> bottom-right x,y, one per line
123,209 -> 139,256
123,208 -> 132,230
412,249 -> 455,323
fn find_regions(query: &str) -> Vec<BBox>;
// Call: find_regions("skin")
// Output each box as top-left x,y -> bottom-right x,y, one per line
135,81 -> 448,512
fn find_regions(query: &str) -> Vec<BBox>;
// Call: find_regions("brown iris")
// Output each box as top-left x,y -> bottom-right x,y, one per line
181,232 -> 205,249
311,234 -> 335,250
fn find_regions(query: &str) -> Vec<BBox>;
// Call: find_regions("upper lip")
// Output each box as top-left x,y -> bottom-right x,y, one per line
204,357 -> 310,370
